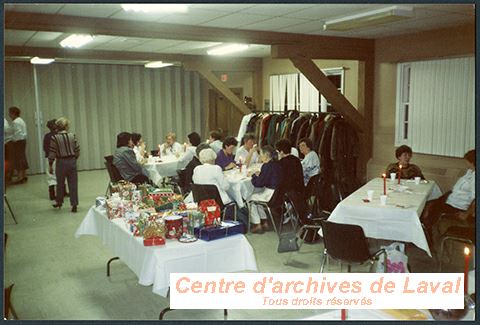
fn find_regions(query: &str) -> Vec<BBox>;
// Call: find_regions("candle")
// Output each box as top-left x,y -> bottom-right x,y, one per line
464,246 -> 470,294
398,164 -> 402,184
183,142 -> 187,152
341,309 -> 347,320
158,144 -> 161,158
382,173 -> 387,195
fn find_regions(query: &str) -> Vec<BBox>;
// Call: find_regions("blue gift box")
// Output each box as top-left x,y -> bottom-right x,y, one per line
194,221 -> 245,241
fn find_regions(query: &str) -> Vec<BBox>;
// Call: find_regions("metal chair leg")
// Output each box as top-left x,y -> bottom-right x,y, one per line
159,307 -> 173,320
106,257 -> 120,277
224,309 -> 228,319
4,195 -> 17,224
320,249 -> 327,273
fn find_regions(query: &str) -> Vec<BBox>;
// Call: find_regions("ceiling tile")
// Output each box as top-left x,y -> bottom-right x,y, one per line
125,39 -> 188,52
413,4 -> 475,16
157,8 -> 229,25
90,37 -> 149,51
25,31 -> 64,47
4,30 -> 36,46
199,13 -> 271,28
239,17 -> 311,31
4,3 -> 64,14
57,4 -> 121,18
239,4 -> 317,16
189,4 -> 257,13
80,35 -> 119,50
283,4 -> 383,20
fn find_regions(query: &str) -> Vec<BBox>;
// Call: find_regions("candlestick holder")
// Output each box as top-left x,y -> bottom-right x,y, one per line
429,293 -> 475,320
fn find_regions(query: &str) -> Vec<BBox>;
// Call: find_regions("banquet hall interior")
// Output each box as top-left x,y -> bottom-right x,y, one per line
2,2 -> 475,321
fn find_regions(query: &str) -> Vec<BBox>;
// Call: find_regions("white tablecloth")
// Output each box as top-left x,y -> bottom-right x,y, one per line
75,206 -> 258,297
144,155 -> 189,185
224,169 -> 255,209
320,178 -> 442,257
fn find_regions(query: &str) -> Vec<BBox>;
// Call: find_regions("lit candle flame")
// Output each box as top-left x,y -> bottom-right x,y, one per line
382,173 -> 386,177
464,246 -> 470,255
399,164 -> 402,169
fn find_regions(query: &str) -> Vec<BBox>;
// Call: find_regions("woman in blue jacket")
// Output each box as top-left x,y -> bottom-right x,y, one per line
248,145 -> 281,234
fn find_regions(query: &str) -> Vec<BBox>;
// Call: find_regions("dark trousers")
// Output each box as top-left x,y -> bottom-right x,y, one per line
56,158 -> 78,206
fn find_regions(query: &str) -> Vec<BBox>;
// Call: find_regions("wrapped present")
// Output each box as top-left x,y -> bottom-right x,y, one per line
110,180 -> 137,200
191,211 -> 205,229
143,237 -> 165,246
164,215 -> 183,239
194,221 -> 244,241
106,194 -> 125,219
199,199 -> 221,226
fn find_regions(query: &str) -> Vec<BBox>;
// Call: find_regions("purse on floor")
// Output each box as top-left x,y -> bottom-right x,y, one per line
277,232 -> 299,253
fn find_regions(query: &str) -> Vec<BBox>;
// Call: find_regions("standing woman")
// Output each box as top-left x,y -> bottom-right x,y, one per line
49,117 -> 80,213
43,119 -> 58,200
8,106 -> 29,184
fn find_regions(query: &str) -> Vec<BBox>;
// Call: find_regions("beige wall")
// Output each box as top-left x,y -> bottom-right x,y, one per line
368,24 -> 475,192
262,58 -> 360,111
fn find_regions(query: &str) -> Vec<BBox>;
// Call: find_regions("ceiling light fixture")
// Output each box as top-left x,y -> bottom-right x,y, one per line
144,61 -> 174,69
30,57 -> 55,65
207,44 -> 249,56
323,5 -> 414,31
60,34 -> 94,48
121,4 -> 189,13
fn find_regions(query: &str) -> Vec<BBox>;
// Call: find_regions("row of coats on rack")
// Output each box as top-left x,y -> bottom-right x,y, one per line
237,110 -> 360,211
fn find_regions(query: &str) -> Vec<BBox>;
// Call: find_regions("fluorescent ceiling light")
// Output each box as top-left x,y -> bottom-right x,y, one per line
30,57 -> 55,64
207,44 -> 249,56
144,61 -> 173,69
323,6 -> 414,31
121,4 -> 189,13
60,34 -> 94,48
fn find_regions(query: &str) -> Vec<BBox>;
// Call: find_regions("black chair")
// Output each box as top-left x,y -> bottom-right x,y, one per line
438,219 -> 475,272
191,184 -> 237,221
104,155 -> 123,195
319,220 -> 386,273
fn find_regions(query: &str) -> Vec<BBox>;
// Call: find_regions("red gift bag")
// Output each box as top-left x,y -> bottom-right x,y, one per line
198,199 -> 221,226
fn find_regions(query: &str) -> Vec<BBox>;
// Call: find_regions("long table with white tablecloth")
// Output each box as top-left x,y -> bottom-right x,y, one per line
75,206 -> 258,297
320,178 -> 442,257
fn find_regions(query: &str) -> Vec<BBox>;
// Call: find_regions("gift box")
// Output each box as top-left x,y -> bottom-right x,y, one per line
194,221 -> 244,241
110,180 -> 137,200
143,237 -> 165,246
198,199 -> 221,226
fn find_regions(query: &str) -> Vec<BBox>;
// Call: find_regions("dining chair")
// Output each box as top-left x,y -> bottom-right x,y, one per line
104,155 -> 124,195
191,184 -> 237,221
438,218 -> 475,272
319,220 -> 387,273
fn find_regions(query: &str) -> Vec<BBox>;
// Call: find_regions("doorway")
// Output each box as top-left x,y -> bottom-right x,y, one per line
208,87 -> 244,139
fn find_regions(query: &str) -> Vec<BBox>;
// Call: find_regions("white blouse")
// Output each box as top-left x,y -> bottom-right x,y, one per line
11,117 -> 27,141
234,145 -> 259,166
159,142 -> 182,157
446,169 -> 475,210
209,140 -> 223,154
301,151 -> 320,185
192,164 -> 232,205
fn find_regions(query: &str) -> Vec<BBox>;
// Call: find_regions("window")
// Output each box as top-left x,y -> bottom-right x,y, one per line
269,67 -> 344,113
395,57 -> 474,157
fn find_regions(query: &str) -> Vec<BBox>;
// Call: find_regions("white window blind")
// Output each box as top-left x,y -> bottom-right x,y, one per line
299,74 -> 319,112
395,57 -> 474,157
285,74 -> 299,110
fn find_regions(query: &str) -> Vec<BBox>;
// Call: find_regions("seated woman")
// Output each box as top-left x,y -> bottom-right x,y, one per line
386,145 -> 424,179
159,132 -> 182,157
132,132 -> 147,163
179,131 -> 201,165
269,139 -> 305,211
422,149 -> 475,239
235,133 -> 260,167
248,145 -> 281,234
207,129 -> 223,154
298,137 -> 320,186
215,136 -> 238,171
183,143 -> 211,192
113,132 -> 150,185
192,148 -> 232,206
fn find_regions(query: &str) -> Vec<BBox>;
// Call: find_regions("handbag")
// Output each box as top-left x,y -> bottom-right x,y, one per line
376,242 -> 409,273
277,232 -> 299,253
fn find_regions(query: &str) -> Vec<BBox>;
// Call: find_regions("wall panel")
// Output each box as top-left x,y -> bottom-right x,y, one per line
5,62 -> 206,174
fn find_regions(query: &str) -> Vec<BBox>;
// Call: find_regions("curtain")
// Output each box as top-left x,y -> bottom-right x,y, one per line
409,56 -> 474,157
299,74 -> 319,112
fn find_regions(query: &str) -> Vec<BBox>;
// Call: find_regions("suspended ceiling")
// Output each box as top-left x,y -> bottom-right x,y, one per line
4,3 -> 474,64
